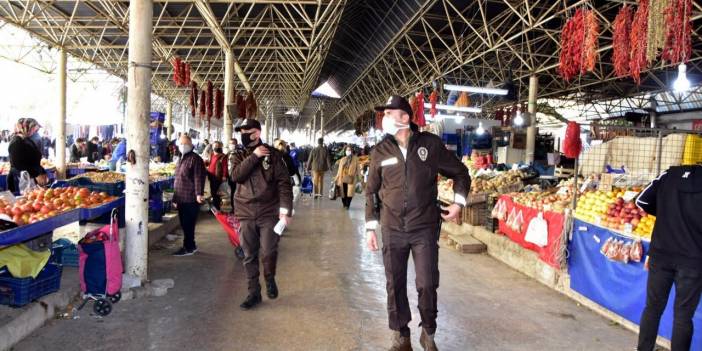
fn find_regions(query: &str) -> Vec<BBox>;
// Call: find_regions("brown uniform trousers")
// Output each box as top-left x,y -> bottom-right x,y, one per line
240,216 -> 280,295
382,224 -> 441,336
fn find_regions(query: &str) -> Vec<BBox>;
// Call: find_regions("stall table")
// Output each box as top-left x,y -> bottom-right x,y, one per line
496,195 -> 566,269
569,219 -> 702,348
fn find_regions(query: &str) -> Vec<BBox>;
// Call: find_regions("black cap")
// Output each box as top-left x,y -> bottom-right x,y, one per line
234,118 -> 262,132
374,95 -> 413,118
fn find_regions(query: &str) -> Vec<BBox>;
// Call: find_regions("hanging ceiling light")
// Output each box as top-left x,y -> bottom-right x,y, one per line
434,114 -> 465,121
475,122 -> 485,135
513,108 -> 524,126
160,130 -> 166,139
444,84 -> 509,96
673,63 -> 691,93
423,103 -> 481,113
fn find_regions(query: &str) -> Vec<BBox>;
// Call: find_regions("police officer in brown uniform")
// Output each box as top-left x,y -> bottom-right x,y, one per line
365,96 -> 471,351
230,119 -> 293,310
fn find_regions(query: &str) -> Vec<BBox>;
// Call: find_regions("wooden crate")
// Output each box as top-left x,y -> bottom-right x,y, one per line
462,202 -> 487,226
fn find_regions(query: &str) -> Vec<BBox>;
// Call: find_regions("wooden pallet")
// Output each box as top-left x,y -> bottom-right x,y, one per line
446,233 -> 487,254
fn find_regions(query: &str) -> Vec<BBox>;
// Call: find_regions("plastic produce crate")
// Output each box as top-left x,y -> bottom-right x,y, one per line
0,174 -> 7,191
52,239 -> 79,267
0,263 -> 63,307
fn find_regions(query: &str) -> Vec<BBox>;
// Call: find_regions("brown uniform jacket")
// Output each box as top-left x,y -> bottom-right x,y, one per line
365,126 -> 471,233
230,143 -> 293,220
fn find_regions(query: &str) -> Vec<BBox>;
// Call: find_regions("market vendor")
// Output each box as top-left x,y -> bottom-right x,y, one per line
109,138 -> 126,171
365,96 -> 470,351
7,118 -> 47,195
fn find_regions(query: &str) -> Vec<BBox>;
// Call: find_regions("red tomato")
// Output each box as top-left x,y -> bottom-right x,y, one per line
12,214 -> 23,225
11,206 -> 23,216
32,201 -> 42,211
40,206 -> 50,214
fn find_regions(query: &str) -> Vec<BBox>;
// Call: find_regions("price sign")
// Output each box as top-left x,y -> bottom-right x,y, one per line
624,223 -> 633,235
622,191 -> 639,202
599,174 -> 613,192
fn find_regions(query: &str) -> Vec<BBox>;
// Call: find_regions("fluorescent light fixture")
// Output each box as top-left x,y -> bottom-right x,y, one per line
513,110 -> 524,126
476,122 -> 485,135
444,84 -> 509,95
673,63 -> 691,93
423,103 -> 481,113
311,81 -> 341,99
434,114 -> 466,121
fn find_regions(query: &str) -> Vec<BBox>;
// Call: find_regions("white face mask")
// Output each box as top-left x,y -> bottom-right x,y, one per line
345,150 -> 352,156
178,143 -> 193,154
382,116 -> 409,135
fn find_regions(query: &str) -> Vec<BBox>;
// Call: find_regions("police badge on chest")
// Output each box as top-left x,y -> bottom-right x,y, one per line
418,147 -> 428,162
262,155 -> 271,170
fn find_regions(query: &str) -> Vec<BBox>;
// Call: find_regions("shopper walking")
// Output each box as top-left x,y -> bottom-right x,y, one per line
274,139 -> 301,186
307,137 -> 331,198
172,134 -> 206,257
365,96 -> 471,351
636,165 -> 702,351
230,119 -> 293,310
7,118 -> 48,195
207,141 -> 228,211
334,145 -> 359,209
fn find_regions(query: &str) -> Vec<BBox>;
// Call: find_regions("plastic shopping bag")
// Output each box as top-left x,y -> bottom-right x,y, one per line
18,171 -> 37,196
524,212 -> 549,247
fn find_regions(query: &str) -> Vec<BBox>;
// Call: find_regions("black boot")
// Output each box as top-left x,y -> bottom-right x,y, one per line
266,277 -> 279,299
239,293 -> 262,310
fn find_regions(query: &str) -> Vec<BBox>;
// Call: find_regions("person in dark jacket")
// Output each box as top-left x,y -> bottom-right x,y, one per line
172,134 -> 206,256
274,139 -> 301,186
636,165 -> 702,351
70,138 -> 86,163
365,96 -> 470,351
7,118 -> 47,195
230,119 -> 293,310
86,137 -> 100,163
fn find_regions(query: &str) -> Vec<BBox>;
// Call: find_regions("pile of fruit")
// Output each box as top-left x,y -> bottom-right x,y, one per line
574,189 -> 655,238
149,162 -> 176,177
0,163 -> 8,175
470,170 -> 524,194
71,171 -> 125,183
511,191 -> 573,214
0,187 -> 118,226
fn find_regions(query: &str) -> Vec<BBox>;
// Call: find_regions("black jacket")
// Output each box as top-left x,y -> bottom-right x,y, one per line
8,136 -> 46,193
86,142 -> 99,163
637,165 -> 702,268
365,126 -> 471,233
230,143 -> 293,220
70,144 -> 82,162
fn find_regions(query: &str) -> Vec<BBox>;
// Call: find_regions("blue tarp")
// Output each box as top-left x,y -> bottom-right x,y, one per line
568,219 -> 702,347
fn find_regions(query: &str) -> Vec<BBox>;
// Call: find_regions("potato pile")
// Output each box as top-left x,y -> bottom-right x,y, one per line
71,171 -> 125,183
470,170 -> 524,194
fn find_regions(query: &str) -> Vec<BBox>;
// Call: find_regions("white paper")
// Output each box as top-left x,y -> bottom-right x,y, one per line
274,219 -> 286,236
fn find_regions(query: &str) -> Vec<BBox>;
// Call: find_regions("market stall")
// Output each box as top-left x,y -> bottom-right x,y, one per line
569,219 -> 702,348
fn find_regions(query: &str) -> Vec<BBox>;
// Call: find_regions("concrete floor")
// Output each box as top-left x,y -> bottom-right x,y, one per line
12,195 -> 638,351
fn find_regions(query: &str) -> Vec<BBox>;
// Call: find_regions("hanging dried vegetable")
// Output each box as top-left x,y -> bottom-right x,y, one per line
217,89 -> 224,119
559,9 -> 585,81
415,92 -> 426,127
661,0 -> 692,64
171,57 -> 183,86
199,87 -> 206,118
630,0 -> 649,85
189,81 -> 198,118
245,92 -> 257,118
236,93 -> 246,119
647,0 -> 669,62
184,63 -> 191,85
455,92 -> 471,108
558,9 -> 600,81
205,81 -> 214,119
612,5 -> 633,77
429,90 -> 438,118
581,10 -> 599,74
408,95 -> 418,118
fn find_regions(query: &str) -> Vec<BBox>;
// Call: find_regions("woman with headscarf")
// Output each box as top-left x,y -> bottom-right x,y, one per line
334,145 -> 359,210
273,139 -> 300,186
8,118 -> 47,194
